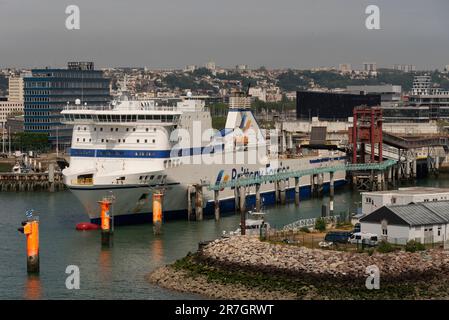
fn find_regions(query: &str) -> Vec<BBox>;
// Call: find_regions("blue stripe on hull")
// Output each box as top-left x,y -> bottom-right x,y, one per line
90,180 -> 347,225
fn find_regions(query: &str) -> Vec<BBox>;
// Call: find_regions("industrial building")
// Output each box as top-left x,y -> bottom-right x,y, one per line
362,187 -> 449,215
346,85 -> 402,107
360,201 -> 449,245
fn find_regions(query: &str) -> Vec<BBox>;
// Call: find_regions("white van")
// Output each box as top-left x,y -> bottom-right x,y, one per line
349,232 -> 378,246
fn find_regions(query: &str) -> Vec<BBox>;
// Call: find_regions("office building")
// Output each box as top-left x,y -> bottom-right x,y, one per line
346,85 -> 402,107
23,62 -> 110,149
296,91 -> 380,120
393,64 -> 416,73
8,76 -> 24,101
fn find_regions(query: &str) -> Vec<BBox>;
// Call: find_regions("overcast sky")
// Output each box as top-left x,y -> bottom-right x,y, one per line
0,0 -> 448,70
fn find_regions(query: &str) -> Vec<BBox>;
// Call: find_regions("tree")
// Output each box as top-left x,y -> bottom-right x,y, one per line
13,132 -> 50,152
315,218 -> 326,232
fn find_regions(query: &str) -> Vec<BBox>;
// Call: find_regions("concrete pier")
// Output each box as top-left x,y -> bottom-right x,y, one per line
279,180 -> 286,205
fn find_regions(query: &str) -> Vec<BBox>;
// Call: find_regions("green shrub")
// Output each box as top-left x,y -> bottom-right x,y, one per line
367,248 -> 375,256
405,240 -> 426,253
300,227 -> 310,233
314,218 -> 326,232
377,240 -> 395,253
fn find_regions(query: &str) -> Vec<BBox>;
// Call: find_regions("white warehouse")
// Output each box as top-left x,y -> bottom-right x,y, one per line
361,187 -> 449,215
360,201 -> 449,245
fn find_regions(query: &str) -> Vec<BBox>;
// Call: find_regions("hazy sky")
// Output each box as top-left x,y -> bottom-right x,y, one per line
0,0 -> 448,69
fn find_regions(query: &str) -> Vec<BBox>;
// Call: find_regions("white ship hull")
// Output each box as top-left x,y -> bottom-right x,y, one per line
66,155 -> 347,224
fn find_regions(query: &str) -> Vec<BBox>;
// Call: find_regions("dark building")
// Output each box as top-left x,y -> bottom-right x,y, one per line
296,91 -> 381,120
24,62 -> 110,149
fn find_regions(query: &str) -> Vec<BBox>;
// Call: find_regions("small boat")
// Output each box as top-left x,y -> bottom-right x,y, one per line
223,211 -> 270,237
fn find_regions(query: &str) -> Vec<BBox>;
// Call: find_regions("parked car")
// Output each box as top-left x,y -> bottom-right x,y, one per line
349,232 -> 379,247
324,231 -> 352,244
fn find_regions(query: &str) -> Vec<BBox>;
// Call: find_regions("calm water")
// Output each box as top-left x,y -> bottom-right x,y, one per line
0,176 -> 447,299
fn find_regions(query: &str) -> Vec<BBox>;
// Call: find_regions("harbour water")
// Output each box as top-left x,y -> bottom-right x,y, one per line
0,175 -> 447,299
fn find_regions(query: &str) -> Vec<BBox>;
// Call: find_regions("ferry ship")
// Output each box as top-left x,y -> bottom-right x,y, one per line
62,90 -> 347,224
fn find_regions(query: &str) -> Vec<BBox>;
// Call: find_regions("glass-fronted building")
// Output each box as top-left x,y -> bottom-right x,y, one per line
23,62 -> 110,150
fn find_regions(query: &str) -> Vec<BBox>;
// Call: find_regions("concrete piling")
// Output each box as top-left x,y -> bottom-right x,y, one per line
98,198 -> 113,247
195,185 -> 203,221
152,192 -> 163,235
255,183 -> 261,212
294,177 -> 300,206
329,172 -> 334,214
214,190 -> 220,221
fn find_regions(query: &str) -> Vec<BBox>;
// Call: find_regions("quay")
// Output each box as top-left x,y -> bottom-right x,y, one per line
0,169 -> 64,192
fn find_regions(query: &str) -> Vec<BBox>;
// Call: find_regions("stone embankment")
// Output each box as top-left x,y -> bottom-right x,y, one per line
148,236 -> 449,299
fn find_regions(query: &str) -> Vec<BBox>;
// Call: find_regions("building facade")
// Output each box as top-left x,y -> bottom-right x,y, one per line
23,62 -> 110,149
361,187 -> 449,215
8,76 -> 24,102
346,85 -> 402,107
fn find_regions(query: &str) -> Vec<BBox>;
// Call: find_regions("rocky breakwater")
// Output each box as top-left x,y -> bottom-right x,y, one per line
148,236 -> 449,299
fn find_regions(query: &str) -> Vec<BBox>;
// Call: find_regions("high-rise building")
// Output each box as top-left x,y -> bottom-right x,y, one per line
338,64 -> 352,73
363,62 -> 377,73
8,76 -> 24,101
23,62 -> 110,149
393,64 -> 416,73
411,75 -> 432,95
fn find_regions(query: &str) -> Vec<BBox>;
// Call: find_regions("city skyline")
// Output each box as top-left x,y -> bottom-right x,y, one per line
0,0 -> 448,70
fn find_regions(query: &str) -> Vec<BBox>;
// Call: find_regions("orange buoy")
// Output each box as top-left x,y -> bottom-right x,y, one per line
153,193 -> 163,235
98,198 -> 113,247
18,219 -> 39,274
76,222 -> 100,231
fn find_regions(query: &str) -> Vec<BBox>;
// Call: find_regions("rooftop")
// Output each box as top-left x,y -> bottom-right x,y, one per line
361,201 -> 449,226
362,187 -> 449,196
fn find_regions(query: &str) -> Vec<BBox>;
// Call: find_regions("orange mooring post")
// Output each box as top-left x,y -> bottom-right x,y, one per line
98,198 -> 113,247
152,192 -> 163,235
18,219 -> 40,274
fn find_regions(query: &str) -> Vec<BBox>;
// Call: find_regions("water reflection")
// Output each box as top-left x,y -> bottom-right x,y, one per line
24,275 -> 42,300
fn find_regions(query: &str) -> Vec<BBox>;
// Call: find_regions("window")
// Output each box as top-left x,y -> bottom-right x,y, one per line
133,128 -> 136,132
146,128 -> 149,132
100,128 -> 103,131
145,139 -> 148,143
152,139 -> 155,143
137,139 -> 140,143
101,139 -> 104,142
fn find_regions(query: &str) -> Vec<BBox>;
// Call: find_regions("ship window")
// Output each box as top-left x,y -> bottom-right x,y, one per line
94,127 -> 96,131
154,128 -> 156,132
118,139 -> 121,143
84,127 -> 86,131
126,128 -> 129,132
133,128 -> 136,131
145,139 -> 148,143
152,139 -> 155,143
77,127 -> 80,131
77,138 -> 79,142
150,175 -> 154,180
83,138 -> 85,142
115,128 -> 118,132
101,139 -> 104,142
100,128 -> 103,131
123,139 -> 126,143
89,139 -> 91,142
137,139 -> 140,143
106,139 -> 109,143
138,115 -> 144,120
110,128 -> 113,132
146,128 -> 149,132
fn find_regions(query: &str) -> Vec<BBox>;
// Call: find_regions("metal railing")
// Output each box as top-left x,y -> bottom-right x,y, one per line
208,159 -> 397,191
